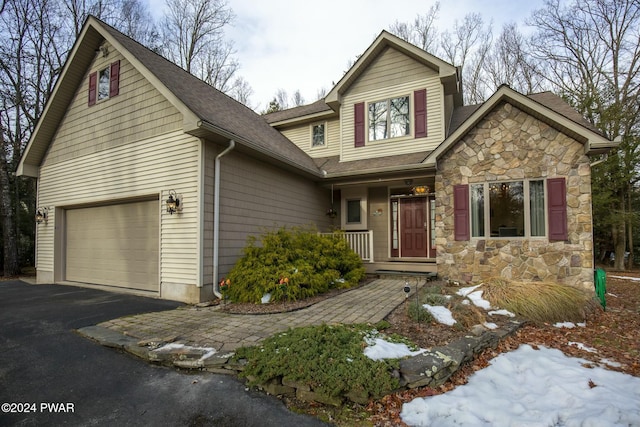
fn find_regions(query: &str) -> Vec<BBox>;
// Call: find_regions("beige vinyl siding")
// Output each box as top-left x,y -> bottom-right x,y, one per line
43,43 -> 182,167
215,151 -> 332,276
367,187 -> 391,261
36,130 -> 201,287
340,47 -> 445,162
280,116 -> 340,158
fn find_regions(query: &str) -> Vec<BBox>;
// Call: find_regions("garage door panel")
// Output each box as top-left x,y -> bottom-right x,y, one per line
66,200 -> 159,292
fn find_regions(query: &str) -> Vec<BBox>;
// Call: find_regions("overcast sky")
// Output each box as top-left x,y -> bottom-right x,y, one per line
149,0 -> 546,110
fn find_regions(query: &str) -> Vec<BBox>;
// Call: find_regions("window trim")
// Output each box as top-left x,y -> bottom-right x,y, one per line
367,94 -> 411,142
341,188 -> 368,231
470,179 -> 548,239
310,121 -> 327,148
88,60 -> 120,106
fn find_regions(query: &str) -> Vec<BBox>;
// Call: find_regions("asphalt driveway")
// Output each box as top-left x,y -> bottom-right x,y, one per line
0,280 -> 327,426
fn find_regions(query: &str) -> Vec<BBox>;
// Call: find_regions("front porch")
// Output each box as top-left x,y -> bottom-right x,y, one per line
321,231 -> 437,276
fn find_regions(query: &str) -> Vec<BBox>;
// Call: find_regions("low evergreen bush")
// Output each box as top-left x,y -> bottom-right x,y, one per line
234,324 -> 400,400
225,226 -> 365,303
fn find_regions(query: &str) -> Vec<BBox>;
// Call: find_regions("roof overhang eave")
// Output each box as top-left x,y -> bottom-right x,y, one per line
269,109 -> 336,127
322,161 -> 436,181
193,120 -> 325,180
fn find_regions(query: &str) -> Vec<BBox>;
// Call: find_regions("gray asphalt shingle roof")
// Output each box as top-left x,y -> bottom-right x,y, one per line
99,20 -> 322,176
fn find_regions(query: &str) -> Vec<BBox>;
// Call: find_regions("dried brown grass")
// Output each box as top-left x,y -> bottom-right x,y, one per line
480,277 -> 592,324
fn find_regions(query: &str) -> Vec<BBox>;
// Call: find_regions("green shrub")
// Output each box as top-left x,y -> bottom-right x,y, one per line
225,226 -> 365,303
407,300 -> 433,322
234,324 -> 400,400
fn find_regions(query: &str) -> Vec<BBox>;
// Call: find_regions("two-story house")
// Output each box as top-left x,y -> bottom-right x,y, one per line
18,17 -> 615,303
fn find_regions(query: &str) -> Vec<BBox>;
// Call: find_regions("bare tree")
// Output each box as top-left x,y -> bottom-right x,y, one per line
291,89 -> 305,107
440,13 -> 493,103
227,76 -> 254,106
483,23 -> 545,95
160,0 -> 238,90
61,0 -> 158,48
529,0 -> 640,270
275,89 -> 289,110
389,2 -> 440,51
0,0 -> 66,275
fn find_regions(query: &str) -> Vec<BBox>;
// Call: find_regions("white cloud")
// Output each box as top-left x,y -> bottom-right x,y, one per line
147,0 -> 544,109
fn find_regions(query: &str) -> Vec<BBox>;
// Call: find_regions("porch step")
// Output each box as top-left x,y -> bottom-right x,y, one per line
375,270 -> 438,281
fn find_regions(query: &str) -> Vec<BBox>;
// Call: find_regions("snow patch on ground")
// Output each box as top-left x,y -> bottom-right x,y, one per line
423,304 -> 456,326
364,338 -> 427,361
609,275 -> 640,282
554,322 -> 586,328
401,345 -> 640,427
488,309 -> 515,317
482,322 -> 498,330
569,342 -> 597,353
153,343 -> 217,361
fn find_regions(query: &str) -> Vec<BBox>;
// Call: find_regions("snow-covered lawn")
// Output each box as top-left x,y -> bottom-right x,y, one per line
400,344 -> 640,427
364,281 -> 640,426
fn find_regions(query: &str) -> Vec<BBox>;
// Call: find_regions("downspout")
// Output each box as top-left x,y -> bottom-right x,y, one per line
213,139 -> 235,298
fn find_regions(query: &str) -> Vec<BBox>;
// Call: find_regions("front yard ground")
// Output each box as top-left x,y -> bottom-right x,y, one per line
216,271 -> 639,426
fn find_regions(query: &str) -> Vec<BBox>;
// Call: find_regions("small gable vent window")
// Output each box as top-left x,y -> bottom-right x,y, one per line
98,67 -> 110,101
311,123 -> 326,147
88,60 -> 120,106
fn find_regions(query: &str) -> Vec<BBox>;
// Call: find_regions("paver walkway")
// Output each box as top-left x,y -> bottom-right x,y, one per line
99,278 -> 410,352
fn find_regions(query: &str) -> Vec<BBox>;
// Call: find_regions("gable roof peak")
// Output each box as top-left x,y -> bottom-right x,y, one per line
325,30 -> 460,110
17,15 -> 323,178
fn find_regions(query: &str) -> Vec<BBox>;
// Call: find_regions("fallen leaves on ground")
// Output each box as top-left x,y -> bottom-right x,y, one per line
367,273 -> 640,427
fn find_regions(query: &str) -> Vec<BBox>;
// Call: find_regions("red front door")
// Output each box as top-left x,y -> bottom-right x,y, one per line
400,198 -> 427,257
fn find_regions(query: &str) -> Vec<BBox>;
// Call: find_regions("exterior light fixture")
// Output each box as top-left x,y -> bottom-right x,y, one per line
403,281 -> 411,298
412,186 -> 430,195
166,190 -> 181,215
35,207 -> 48,224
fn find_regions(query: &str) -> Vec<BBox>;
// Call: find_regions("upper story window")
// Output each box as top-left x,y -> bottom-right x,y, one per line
311,122 -> 325,147
88,60 -> 120,106
368,95 -> 410,141
354,90 -> 426,148
98,67 -> 110,101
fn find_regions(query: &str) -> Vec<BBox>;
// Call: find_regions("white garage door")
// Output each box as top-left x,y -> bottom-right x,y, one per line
65,200 -> 159,292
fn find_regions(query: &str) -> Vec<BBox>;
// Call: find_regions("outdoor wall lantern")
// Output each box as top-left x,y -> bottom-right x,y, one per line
412,186 -> 430,195
35,207 -> 48,224
166,190 -> 181,215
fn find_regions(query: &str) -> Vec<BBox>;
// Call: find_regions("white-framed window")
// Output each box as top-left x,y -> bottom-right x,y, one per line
368,95 -> 410,141
346,199 -> 361,224
311,122 -> 326,147
471,180 -> 546,238
341,188 -> 367,230
98,67 -> 110,101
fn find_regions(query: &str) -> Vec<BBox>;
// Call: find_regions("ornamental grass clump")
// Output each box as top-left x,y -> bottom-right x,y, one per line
480,277 -> 592,323
226,226 -> 365,303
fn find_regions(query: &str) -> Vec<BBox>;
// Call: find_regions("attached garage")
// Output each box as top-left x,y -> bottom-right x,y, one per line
65,199 -> 159,292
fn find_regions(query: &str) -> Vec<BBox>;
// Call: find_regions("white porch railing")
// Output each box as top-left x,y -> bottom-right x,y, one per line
320,230 -> 374,263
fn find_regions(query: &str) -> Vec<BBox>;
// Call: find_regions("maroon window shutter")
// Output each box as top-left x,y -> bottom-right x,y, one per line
88,72 -> 97,106
547,177 -> 568,241
414,89 -> 427,138
454,184 -> 470,241
109,60 -> 120,97
354,102 -> 365,147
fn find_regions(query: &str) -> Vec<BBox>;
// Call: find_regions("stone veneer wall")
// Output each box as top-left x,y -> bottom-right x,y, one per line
435,102 -> 594,290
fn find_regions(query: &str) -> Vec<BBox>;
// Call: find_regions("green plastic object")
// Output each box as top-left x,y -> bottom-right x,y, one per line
594,268 -> 606,311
